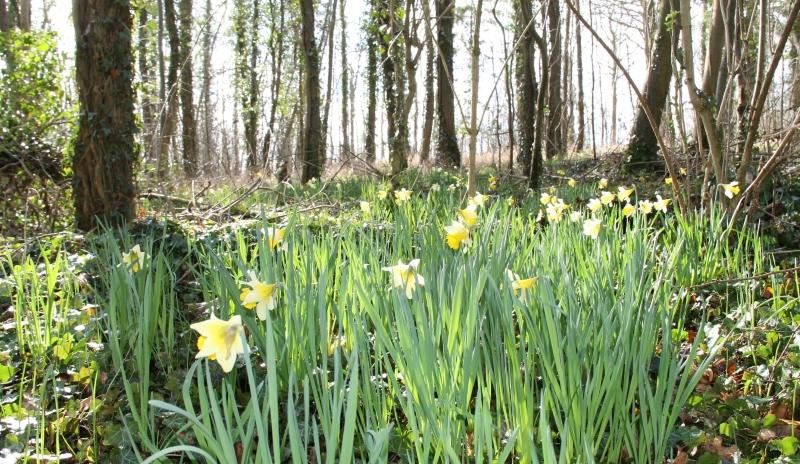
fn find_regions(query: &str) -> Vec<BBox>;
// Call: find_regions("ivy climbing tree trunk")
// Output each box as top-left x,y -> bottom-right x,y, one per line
420,5 -> 435,164
435,0 -> 460,168
299,0 -> 323,182
515,0 -> 536,182
178,0 -> 197,177
72,0 -> 137,230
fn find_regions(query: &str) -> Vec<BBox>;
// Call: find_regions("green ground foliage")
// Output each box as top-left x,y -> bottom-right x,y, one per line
1,170 -> 799,463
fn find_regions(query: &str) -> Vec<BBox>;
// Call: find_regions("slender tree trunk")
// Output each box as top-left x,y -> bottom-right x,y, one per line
17,0 -> 28,30
546,0 -> 562,159
178,0 -> 197,176
138,6 -> 155,159
160,0 -> 180,179
299,0 -> 323,182
339,0 -> 351,161
201,0 -> 214,170
623,0 -> 676,171
531,27 -> 548,187
468,0 -> 483,196
365,26 -> 378,163
420,13 -> 435,163
574,0 -> 585,151
320,0 -> 337,167
377,0 -> 407,177
263,0 -> 285,168
72,0 -> 137,230
435,0 -> 460,167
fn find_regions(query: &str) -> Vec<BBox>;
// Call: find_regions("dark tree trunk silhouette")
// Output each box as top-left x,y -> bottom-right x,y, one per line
435,0 -> 460,167
299,0 -> 323,182
178,0 -> 197,176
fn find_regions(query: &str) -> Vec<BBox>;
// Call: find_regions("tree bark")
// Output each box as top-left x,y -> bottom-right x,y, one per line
339,0 -> 351,161
263,0 -> 285,168
515,0 -> 538,185
138,6 -> 155,159
467,0 -> 483,196
420,11 -> 435,164
0,0 -> 8,32
623,0 -> 676,170
574,0 -> 585,151
365,24 -> 378,163
546,0 -> 563,159
200,0 -> 214,170
299,0 -> 323,182
178,0 -> 197,176
72,0 -> 137,230
320,0 -> 337,168
435,0 -> 460,168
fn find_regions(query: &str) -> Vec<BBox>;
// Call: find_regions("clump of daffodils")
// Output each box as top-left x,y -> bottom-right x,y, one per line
721,181 -> 740,199
377,190 -> 388,200
598,178 -> 609,189
191,314 -> 246,373
568,178 -> 577,187
600,191 -> 616,205
121,245 -> 147,273
506,269 -> 537,303
488,175 -> 497,191
546,199 -> 569,223
240,271 -> 278,320
360,201 -> 371,213
382,259 -> 425,299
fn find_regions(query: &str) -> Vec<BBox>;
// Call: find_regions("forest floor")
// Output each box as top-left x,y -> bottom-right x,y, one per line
1,159 -> 800,463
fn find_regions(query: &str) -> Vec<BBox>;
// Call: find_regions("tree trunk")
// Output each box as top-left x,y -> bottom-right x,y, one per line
320,0 -> 337,168
365,26 -> 378,163
299,0 -> 323,182
515,0 -> 537,184
435,0 -> 460,168
72,0 -> 137,230
545,0 -> 562,159
0,0 -> 8,32
17,0 -> 28,30
178,0 -> 197,177
574,0 -> 585,151
339,0 -> 351,161
420,14 -> 435,163
467,0 -> 483,196
138,6 -> 155,160
200,0 -> 214,170
623,0 -> 676,171
377,0 -> 407,177
263,0 -> 285,168
159,0 -> 180,179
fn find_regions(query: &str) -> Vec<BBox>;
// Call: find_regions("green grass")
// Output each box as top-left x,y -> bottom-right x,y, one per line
2,173 -> 798,462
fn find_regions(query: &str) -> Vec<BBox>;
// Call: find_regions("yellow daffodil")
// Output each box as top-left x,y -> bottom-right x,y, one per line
598,178 -> 609,189
587,198 -> 603,212
377,190 -> 388,200
431,183 -> 441,192
721,181 -> 740,199
617,186 -> 633,202
240,271 -> 278,320
680,167 -> 687,176
506,269 -> 537,303
360,201 -> 371,213
121,244 -> 147,273
190,314 -> 245,373
557,169 -> 566,176
638,200 -> 654,215
664,177 -> 673,185
568,178 -> 577,187
540,192 -> 554,205
583,218 -> 602,239
394,188 -> 412,203
600,191 -> 616,205
653,195 -> 670,213
444,220 -> 471,250
469,192 -> 488,208
448,183 -> 457,191
265,227 -> 286,250
570,210 -> 582,222
488,176 -> 497,191
458,205 -> 479,227
382,259 -> 425,299
622,203 -> 636,217
506,196 -> 516,206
